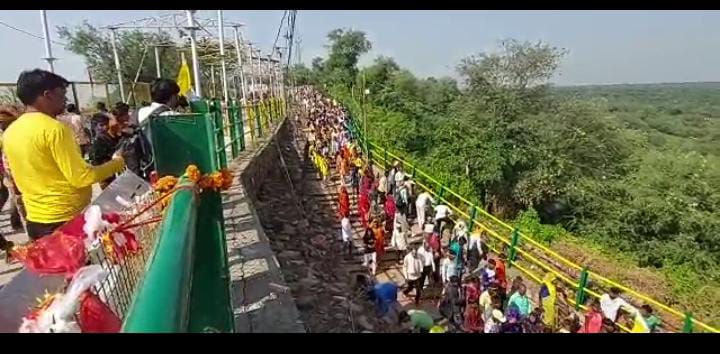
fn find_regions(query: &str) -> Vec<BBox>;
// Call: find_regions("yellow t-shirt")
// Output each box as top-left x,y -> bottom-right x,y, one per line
3,112 -> 124,223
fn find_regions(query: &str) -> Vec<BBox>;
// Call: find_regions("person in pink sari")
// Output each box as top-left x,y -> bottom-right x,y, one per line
578,298 -> 603,333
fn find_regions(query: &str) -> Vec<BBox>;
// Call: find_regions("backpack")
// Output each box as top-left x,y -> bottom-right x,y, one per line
124,104 -> 172,181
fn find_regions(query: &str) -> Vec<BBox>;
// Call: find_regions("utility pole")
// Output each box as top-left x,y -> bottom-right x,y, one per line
248,43 -> 257,102
232,25 -> 248,105
39,10 -> 56,72
109,28 -> 126,102
185,10 -> 202,97
217,10 -> 229,103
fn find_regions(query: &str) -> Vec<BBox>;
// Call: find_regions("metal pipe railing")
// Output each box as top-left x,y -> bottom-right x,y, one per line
122,179 -> 198,332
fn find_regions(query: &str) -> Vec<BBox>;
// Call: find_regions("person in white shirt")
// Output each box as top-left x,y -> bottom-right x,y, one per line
387,161 -> 398,195
433,204 -> 453,233
341,216 -> 353,255
135,79 -> 180,127
396,178 -> 410,216
391,223 -> 408,262
394,209 -> 410,234
415,191 -> 435,230
599,287 -> 631,321
440,251 -> 456,285
402,246 -> 424,305
394,165 -> 405,189
417,242 -> 437,288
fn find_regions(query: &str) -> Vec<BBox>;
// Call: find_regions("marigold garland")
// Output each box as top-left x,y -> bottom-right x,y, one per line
152,165 -> 234,195
185,165 -> 202,183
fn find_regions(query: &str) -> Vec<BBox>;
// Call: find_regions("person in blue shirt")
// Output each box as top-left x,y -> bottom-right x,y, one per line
356,274 -> 399,315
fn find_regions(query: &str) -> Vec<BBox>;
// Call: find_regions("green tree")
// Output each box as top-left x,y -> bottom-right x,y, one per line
323,29 -> 371,88
57,22 -> 181,84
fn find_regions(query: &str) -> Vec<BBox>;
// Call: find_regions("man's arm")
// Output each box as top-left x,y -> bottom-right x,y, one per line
50,125 -> 124,188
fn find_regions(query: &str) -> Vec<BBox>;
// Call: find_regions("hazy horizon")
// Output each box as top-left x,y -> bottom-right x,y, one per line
1,10 -> 720,86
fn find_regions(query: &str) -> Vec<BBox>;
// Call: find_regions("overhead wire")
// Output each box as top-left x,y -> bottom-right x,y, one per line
0,19 -> 67,46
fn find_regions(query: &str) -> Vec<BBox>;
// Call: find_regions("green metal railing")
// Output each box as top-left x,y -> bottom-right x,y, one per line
122,177 -> 198,332
345,113 -> 718,333
120,94 -> 287,333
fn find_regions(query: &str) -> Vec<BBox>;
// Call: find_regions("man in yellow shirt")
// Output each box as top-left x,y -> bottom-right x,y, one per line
4,69 -> 125,240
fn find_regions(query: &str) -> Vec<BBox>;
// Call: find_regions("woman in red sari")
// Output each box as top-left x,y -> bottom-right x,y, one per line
384,193 -> 396,232
338,185 -> 350,219
358,188 -> 370,229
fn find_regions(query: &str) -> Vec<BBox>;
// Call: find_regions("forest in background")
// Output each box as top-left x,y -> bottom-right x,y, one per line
290,28 -> 720,323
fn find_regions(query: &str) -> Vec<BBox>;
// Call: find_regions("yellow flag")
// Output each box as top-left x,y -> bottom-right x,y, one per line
176,55 -> 192,97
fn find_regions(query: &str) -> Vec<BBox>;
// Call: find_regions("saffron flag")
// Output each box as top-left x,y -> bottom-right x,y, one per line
176,55 -> 192,97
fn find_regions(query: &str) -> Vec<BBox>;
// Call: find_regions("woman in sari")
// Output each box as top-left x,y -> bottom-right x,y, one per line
538,273 -> 558,330
358,188 -> 370,229
338,185 -> 350,219
371,219 -> 386,269
318,155 -> 330,182
384,193 -> 396,232
575,301 -> 601,333
463,276 -> 482,333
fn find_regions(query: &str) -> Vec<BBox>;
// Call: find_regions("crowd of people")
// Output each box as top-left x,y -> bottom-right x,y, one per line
0,69 -> 665,334
0,69 -> 190,262
296,86 -> 663,334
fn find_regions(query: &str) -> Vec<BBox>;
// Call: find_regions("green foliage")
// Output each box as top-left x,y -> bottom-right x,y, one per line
57,22 -> 181,84
303,28 -> 720,303
513,208 -> 568,245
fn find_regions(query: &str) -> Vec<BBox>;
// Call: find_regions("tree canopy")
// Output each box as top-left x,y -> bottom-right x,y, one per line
290,29 -> 720,324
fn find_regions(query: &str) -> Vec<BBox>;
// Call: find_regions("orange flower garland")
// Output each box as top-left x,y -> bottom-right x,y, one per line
152,165 -> 234,195
185,165 -> 202,183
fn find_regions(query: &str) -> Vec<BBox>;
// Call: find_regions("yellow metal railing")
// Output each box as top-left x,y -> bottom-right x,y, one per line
361,135 -> 717,333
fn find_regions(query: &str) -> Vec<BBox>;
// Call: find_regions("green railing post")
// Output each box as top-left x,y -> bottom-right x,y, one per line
575,266 -> 589,310
237,101 -> 246,151
211,100 -> 228,169
467,206 -> 477,229
438,185 -> 445,201
228,100 -> 239,158
683,313 -> 694,333
254,103 -> 262,137
508,228 -> 520,266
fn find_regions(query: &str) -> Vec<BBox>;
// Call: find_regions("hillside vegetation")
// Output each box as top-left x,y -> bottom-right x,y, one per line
290,29 -> 720,324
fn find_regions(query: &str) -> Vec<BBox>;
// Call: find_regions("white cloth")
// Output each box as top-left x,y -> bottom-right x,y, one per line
440,257 -> 456,284
341,217 -> 352,242
394,211 -> 409,233
417,247 -> 436,271
416,192 -> 435,208
600,294 -> 630,321
468,233 -> 482,251
391,228 -> 408,252
416,206 -> 427,229
434,204 -> 452,220
403,253 -> 423,281
378,176 -> 387,193
453,221 -> 468,240
137,102 -> 176,125
394,170 -> 405,186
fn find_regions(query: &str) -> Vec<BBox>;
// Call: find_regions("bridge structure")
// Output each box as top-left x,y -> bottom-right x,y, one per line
0,10 -> 716,333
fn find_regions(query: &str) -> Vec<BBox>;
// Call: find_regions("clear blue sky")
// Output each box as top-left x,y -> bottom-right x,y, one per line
1,10 -> 719,86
